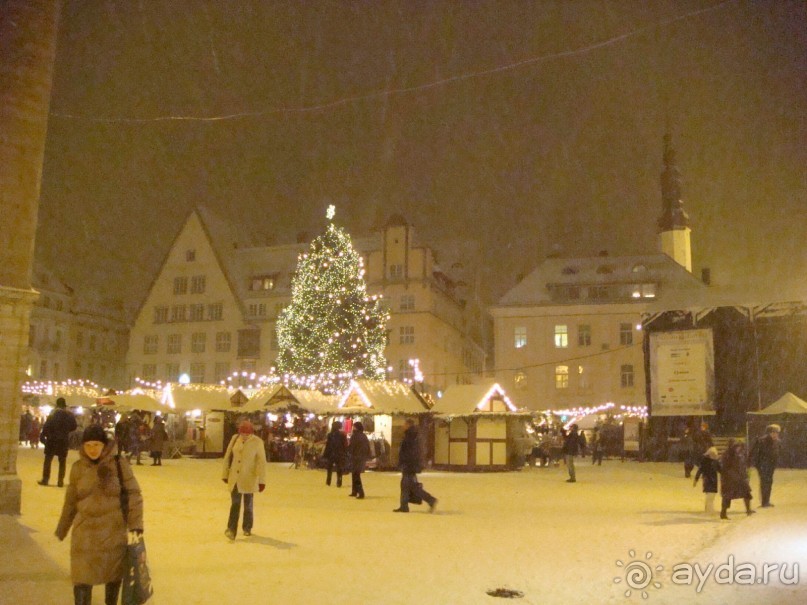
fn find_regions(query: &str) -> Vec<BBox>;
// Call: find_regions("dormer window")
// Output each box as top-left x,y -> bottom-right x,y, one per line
631,264 -> 647,273
250,275 -> 277,291
561,266 -> 578,275
186,249 -> 196,262
596,265 -> 614,275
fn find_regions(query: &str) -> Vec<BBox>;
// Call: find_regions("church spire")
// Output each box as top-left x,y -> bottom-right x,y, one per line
658,133 -> 690,231
657,134 -> 693,272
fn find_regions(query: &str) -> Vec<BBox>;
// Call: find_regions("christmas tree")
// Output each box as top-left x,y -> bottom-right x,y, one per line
275,206 -> 389,392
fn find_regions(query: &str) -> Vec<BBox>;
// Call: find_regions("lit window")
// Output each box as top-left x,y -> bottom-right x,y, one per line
620,323 -> 633,345
578,325 -> 591,347
554,325 -> 568,348
514,326 -> 527,349
250,275 -> 276,291
141,364 -> 156,380
399,326 -> 415,345
555,365 -> 569,389
621,364 -> 634,388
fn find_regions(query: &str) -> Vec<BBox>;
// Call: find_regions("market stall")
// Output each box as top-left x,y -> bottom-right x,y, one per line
747,392 -> 807,468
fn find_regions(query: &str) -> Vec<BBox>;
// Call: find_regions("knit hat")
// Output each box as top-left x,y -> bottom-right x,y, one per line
705,446 -> 719,460
82,425 -> 108,444
238,420 -> 254,435
766,424 -> 781,434
56,397 -> 67,408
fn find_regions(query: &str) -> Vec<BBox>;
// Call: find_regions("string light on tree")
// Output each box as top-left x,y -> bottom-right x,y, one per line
276,206 -> 389,392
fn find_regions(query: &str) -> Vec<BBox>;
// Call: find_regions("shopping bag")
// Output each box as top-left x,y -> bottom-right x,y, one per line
408,482 -> 424,505
121,534 -> 153,605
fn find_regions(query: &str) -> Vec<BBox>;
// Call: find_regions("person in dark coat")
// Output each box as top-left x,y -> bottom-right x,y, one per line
39,397 -> 78,487
56,425 -> 143,605
561,424 -> 584,483
20,409 -> 33,445
681,427 -> 696,478
719,440 -> 755,520
750,424 -> 780,508
113,416 -> 130,455
591,427 -> 604,466
393,418 -> 437,513
348,422 -> 371,499
323,420 -> 347,487
693,446 -> 720,512
149,416 -> 169,466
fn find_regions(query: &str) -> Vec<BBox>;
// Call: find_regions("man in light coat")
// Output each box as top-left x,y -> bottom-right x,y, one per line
222,420 -> 267,539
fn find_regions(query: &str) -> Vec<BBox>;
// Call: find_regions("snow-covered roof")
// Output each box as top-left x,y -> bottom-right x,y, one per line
431,382 -> 523,416
240,385 -> 298,412
160,384 -> 239,411
100,393 -> 168,413
338,380 -> 430,415
497,253 -> 706,307
291,389 -> 341,414
748,392 -> 807,416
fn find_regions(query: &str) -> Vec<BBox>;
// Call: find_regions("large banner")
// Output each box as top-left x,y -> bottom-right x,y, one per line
649,329 -> 715,416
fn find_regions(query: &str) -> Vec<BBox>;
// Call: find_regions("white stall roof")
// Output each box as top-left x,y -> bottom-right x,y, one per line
338,380 -> 430,415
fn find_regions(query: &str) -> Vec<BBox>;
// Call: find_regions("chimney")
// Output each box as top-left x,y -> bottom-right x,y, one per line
701,268 -> 711,285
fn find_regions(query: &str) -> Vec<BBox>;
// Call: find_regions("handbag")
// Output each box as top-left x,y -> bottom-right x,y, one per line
122,534 -> 154,605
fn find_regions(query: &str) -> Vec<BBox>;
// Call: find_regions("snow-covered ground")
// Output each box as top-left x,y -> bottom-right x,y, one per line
3,446 -> 805,605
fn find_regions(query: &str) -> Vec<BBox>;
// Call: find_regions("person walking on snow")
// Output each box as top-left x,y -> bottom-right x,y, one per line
693,446 -> 720,512
719,440 -> 755,520
39,397 -> 78,487
393,418 -> 437,513
323,420 -> 347,487
348,421 -> 371,499
55,425 -> 144,605
562,424 -> 584,483
222,420 -> 266,539
149,416 -> 169,466
751,424 -> 780,508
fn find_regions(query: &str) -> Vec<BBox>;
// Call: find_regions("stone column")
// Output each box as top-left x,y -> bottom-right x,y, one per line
0,0 -> 61,514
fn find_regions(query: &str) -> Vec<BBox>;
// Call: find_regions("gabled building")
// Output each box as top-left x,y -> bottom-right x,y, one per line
491,136 -> 708,411
126,208 -> 487,392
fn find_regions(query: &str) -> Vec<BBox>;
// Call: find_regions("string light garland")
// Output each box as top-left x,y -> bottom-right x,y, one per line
275,208 -> 389,393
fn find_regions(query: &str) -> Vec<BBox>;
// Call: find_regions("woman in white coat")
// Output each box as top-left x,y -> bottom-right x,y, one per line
222,420 -> 266,539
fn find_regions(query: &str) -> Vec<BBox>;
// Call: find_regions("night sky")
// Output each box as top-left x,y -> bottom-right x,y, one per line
36,0 -> 806,313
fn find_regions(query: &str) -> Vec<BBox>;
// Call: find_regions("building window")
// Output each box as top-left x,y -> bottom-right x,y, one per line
631,283 -> 657,299
554,325 -> 568,348
186,249 -> 196,262
399,326 -> 415,345
555,365 -> 569,389
167,334 -> 182,354
191,275 -> 206,294
143,335 -> 158,355
389,264 -> 404,280
207,303 -> 223,321
75,329 -> 83,348
54,331 -> 62,351
190,362 -> 205,383
173,276 -> 188,295
165,363 -> 180,381
514,371 -> 527,390
39,360 -> 47,379
250,275 -> 276,291
170,305 -> 186,322
578,365 -> 589,390
153,306 -> 169,323
214,362 -> 230,383
249,303 -> 267,317
400,294 -> 415,311
398,359 -> 414,382
621,364 -> 635,388
237,329 -> 261,358
141,364 -> 157,380
514,326 -> 527,349
620,323 -> 633,345
190,303 -> 205,321
216,331 -> 231,352
191,332 -> 206,353
589,286 -> 609,300
578,324 -> 591,347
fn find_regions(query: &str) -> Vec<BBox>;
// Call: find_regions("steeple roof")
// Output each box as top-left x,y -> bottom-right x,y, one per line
658,133 -> 690,231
